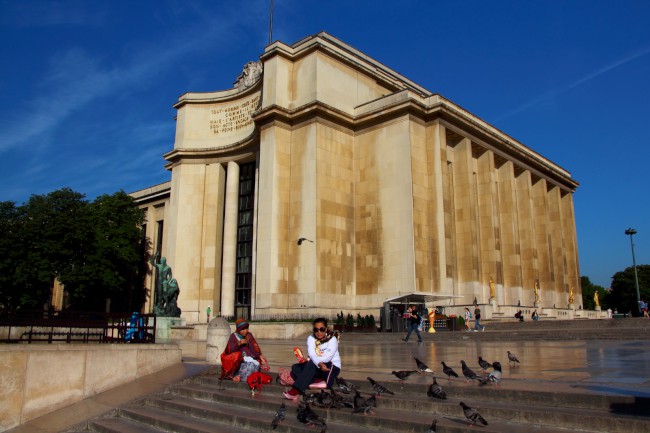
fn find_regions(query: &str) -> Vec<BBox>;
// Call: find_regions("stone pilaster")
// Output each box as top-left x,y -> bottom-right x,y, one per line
561,192 -> 581,306
475,149 -> 499,303
497,161 -> 521,305
427,121 -> 447,293
452,138 -> 480,303
220,161 -> 240,317
531,179 -> 552,307
547,185 -> 566,307
515,171 -> 536,306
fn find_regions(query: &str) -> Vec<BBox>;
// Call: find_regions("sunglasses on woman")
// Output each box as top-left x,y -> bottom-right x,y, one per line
313,326 -> 327,333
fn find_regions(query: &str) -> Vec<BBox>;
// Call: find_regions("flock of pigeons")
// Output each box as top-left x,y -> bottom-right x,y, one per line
271,351 -> 522,432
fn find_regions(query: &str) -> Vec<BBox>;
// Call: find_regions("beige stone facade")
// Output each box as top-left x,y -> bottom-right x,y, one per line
131,32 -> 582,322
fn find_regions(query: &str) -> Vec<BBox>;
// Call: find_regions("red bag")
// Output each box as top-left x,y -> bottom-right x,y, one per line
247,372 -> 272,394
277,367 -> 294,386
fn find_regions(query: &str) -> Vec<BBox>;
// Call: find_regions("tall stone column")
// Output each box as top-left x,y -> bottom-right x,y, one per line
428,121 -> 448,293
497,161 -> 521,305
547,186 -> 566,307
220,161 -> 240,317
476,150 -> 498,304
515,171 -> 536,306
531,179 -> 552,307
561,192 -> 580,306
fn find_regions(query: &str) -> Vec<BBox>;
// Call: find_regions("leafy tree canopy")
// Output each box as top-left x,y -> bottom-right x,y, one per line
0,188 -> 148,313
606,265 -> 650,316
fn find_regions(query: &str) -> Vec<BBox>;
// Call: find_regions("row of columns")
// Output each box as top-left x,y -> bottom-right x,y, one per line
442,130 -> 580,308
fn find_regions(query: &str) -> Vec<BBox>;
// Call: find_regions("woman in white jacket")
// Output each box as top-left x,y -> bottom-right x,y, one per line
283,317 -> 341,400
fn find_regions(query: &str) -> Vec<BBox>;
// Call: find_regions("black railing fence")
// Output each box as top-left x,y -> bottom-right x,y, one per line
0,310 -> 156,344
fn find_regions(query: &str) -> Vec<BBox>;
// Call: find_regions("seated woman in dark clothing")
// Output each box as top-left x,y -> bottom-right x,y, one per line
514,310 -> 524,322
283,317 -> 341,400
220,318 -> 268,381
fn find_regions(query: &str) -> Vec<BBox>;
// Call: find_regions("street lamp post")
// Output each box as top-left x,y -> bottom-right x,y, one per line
624,228 -> 641,315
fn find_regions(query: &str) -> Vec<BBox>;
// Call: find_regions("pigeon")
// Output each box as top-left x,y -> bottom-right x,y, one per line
478,356 -> 493,372
507,351 -> 520,366
460,360 -> 480,383
426,377 -> 447,400
392,370 -> 418,383
425,418 -> 438,433
460,401 -> 488,426
271,403 -> 285,430
441,362 -> 459,381
352,394 -> 376,415
479,362 -> 502,387
336,376 -> 356,394
352,390 -> 365,410
367,376 -> 394,396
414,356 -> 434,374
297,403 -> 327,428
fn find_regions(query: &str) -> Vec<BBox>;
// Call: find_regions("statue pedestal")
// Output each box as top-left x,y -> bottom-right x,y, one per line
595,306 -> 602,312
207,317 -> 232,365
534,301 -> 541,308
156,316 -> 186,340
568,303 -> 575,310
489,298 -> 498,308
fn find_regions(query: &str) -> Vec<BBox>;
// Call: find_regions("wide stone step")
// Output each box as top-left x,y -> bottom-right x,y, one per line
174,378 -> 650,433
90,417 -> 167,433
117,405 -> 273,433
167,382 -> 599,433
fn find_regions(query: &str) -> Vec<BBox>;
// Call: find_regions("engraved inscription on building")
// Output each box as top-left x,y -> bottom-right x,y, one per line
209,93 -> 261,136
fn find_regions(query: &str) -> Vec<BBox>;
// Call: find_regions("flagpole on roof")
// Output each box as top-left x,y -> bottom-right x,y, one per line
269,0 -> 274,45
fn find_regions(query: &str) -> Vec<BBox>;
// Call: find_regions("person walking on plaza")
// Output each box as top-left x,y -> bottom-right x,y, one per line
206,305 -> 211,323
403,306 -> 423,342
464,307 -> 472,332
474,306 -> 485,332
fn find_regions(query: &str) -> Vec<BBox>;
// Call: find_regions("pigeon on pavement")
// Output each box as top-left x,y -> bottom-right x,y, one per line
414,356 -> 434,374
461,360 -> 481,383
460,401 -> 488,426
478,356 -> 493,372
479,362 -> 502,387
297,403 -> 327,429
441,362 -> 459,381
271,403 -> 285,430
352,394 -> 377,415
425,417 -> 437,433
336,377 -> 356,394
507,351 -> 520,366
367,377 -> 394,396
392,370 -> 418,383
426,377 -> 447,400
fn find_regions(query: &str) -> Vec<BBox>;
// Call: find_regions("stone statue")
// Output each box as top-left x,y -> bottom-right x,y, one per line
150,254 -> 181,317
534,280 -> 540,303
489,277 -> 496,299
235,61 -> 263,90
150,254 -> 172,307
568,286 -> 574,304
594,291 -> 600,308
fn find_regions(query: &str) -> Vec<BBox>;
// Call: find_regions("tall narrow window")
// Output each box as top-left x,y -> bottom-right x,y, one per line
235,162 -> 255,319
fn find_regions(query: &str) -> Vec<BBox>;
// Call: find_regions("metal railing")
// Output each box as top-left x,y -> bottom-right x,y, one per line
0,310 -> 156,344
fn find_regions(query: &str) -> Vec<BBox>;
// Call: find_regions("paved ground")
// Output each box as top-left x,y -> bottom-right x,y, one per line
7,330 -> 650,433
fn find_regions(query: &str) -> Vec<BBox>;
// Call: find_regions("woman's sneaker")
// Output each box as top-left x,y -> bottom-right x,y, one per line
283,390 -> 300,400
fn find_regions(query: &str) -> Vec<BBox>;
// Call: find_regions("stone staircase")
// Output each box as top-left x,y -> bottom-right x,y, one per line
74,369 -> 650,433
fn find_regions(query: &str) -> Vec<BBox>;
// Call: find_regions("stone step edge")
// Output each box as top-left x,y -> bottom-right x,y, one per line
195,373 -> 648,412
147,391 -> 583,433
171,383 -> 650,433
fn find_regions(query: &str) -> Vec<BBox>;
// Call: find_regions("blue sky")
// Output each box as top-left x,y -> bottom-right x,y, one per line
1,0 -> 648,288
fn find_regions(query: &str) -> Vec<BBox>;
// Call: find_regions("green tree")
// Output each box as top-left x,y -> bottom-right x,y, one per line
580,276 -> 608,310
606,265 -> 650,316
0,188 -> 148,314
60,191 -> 146,312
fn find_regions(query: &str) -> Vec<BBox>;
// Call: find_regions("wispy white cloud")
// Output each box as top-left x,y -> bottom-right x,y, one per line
493,46 -> 650,123
0,5 -> 256,153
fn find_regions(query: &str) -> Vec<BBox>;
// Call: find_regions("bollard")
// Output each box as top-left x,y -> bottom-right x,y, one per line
206,317 -> 231,365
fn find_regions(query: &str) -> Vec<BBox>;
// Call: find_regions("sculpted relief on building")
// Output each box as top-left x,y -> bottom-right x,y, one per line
131,32 -> 584,323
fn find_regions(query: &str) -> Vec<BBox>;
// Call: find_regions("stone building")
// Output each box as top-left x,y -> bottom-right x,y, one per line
131,32 -> 583,323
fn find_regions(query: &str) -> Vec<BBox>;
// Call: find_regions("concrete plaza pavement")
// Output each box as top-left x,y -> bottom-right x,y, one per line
7,329 -> 650,433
